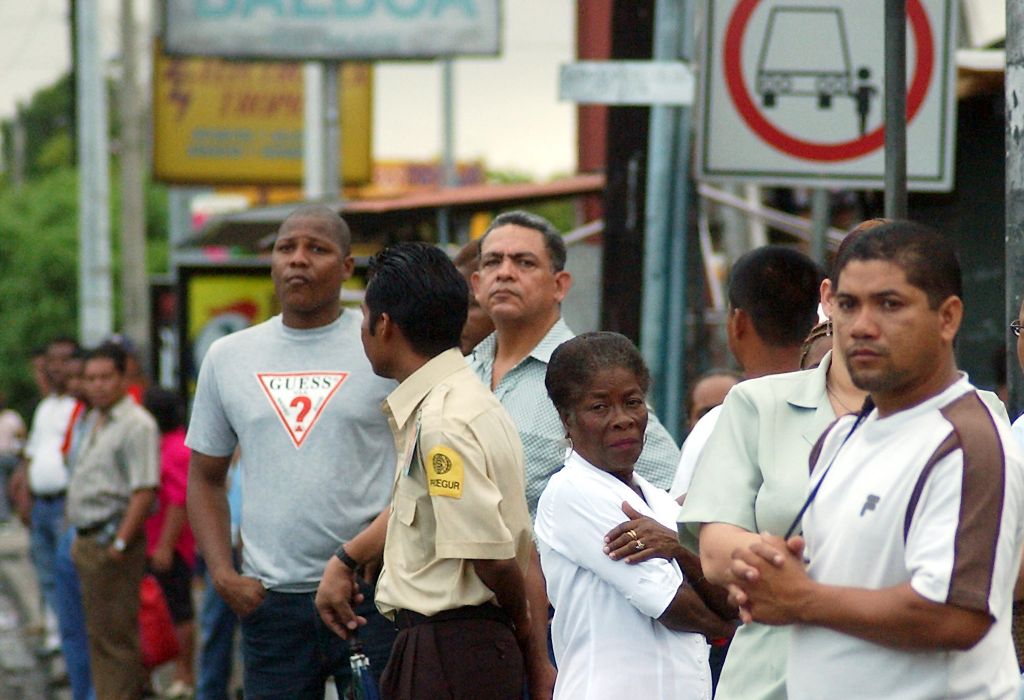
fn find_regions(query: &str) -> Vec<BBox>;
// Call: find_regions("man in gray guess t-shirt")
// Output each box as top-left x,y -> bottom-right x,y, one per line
187,205 -> 397,699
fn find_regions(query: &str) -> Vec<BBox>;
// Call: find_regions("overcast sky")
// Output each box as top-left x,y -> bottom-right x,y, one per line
0,1 -> 126,118
0,0 -> 576,178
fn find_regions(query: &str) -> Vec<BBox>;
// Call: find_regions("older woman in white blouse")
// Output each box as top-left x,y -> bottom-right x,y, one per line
535,332 -> 732,699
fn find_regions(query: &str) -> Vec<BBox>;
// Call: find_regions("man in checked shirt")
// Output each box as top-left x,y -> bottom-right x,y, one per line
468,211 -> 681,697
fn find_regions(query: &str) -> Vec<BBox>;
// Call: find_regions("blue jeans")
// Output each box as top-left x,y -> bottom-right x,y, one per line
54,526 -> 94,700
240,585 -> 395,700
29,495 -> 65,614
197,565 -> 238,700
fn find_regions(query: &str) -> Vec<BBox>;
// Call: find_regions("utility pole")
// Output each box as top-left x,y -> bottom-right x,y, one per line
120,0 -> 150,370
76,0 -> 113,346
639,0 -> 693,439
303,63 -> 341,201
303,63 -> 326,199
1007,1 -> 1024,418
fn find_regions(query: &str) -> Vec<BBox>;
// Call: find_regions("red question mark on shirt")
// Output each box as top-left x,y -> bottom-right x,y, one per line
290,396 -> 312,431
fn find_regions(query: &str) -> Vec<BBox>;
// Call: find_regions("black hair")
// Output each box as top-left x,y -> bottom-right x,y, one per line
365,242 -> 468,357
728,245 -> 823,347
278,204 -> 352,254
832,220 -> 961,309
545,332 -> 650,418
84,342 -> 127,375
479,210 -> 567,272
143,387 -> 185,434
48,336 -> 80,353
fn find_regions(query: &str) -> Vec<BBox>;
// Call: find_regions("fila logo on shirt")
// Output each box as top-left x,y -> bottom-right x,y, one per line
256,372 -> 348,449
860,494 -> 881,517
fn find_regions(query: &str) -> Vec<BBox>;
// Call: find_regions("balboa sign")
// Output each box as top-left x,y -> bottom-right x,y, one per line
162,0 -> 501,60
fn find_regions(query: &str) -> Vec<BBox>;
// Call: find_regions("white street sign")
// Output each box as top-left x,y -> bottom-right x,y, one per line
163,0 -> 501,60
697,0 -> 957,191
559,61 -> 695,106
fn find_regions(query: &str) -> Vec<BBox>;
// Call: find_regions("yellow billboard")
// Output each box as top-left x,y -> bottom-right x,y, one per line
153,48 -> 372,186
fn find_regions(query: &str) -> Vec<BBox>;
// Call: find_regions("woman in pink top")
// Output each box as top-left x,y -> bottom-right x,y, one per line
144,388 -> 196,700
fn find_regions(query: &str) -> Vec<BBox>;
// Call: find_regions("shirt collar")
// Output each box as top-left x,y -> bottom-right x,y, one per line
384,348 -> 467,430
563,449 -> 660,510
787,350 -> 832,409
92,394 -> 134,422
528,317 -> 575,364
471,317 -> 574,370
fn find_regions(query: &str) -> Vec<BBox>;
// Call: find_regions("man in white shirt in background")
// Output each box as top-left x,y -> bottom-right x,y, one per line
24,336 -> 79,654
669,247 -> 822,499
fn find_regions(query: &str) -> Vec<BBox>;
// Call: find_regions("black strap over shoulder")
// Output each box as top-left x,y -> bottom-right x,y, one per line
784,396 -> 875,540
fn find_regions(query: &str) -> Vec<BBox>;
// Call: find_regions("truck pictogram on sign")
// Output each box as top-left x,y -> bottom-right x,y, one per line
755,6 -> 878,135
697,0 -> 956,191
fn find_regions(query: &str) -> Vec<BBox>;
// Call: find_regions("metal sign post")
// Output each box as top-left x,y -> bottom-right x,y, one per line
884,0 -> 909,218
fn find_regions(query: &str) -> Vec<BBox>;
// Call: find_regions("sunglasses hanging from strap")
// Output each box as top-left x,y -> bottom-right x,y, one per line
784,396 -> 876,540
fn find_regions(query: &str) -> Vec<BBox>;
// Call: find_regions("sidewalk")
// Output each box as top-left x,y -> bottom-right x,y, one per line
0,521 -> 69,700
0,523 -> 344,700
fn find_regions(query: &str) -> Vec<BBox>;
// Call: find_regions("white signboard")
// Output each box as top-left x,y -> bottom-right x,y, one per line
559,61 -> 695,106
697,0 -> 956,191
163,0 -> 501,60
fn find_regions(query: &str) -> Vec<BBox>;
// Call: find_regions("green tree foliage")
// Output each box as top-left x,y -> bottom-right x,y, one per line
1,74 -> 75,176
0,72 -> 170,416
0,166 -> 169,418
0,168 -> 80,416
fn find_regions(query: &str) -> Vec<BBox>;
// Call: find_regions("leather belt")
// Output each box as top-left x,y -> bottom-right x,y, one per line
76,519 -> 116,537
31,491 -> 65,503
394,604 -> 512,631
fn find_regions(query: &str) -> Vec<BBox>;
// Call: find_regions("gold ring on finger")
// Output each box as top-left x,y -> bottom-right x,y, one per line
626,529 -> 638,541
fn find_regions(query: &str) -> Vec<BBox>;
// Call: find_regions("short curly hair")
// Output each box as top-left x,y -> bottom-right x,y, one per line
545,332 -> 651,419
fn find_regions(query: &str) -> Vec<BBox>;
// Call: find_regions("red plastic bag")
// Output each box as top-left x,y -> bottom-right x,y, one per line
139,575 -> 179,669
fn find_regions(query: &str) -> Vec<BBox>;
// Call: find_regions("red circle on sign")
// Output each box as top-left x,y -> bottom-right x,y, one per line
723,0 -> 934,162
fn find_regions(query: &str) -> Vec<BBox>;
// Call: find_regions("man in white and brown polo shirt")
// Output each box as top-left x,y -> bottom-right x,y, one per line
727,221 -> 1024,700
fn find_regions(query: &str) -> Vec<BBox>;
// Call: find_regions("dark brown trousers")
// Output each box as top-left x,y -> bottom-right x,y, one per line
381,614 -> 524,699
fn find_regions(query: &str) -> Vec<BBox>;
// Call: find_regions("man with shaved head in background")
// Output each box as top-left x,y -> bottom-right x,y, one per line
187,206 -> 397,699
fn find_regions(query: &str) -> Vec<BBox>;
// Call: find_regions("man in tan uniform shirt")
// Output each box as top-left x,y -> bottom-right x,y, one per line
315,243 -> 534,699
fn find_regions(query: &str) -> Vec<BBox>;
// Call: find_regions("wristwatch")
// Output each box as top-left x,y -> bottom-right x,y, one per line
112,537 -> 127,553
334,545 -> 360,571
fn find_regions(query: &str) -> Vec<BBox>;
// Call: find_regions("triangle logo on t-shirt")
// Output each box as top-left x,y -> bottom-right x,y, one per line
255,372 -> 349,449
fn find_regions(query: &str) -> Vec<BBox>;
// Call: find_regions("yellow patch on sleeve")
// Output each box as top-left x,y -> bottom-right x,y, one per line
425,445 -> 463,499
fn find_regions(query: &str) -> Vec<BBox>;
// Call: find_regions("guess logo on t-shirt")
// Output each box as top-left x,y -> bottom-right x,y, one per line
256,372 -> 348,448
